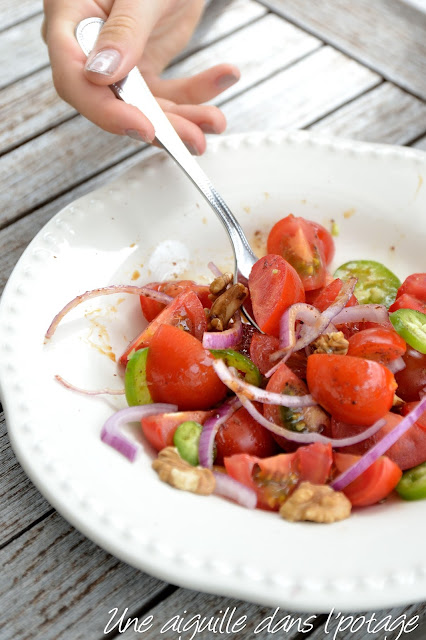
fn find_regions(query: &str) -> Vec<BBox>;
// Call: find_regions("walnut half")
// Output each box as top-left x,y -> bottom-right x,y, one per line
152,447 -> 215,495
279,482 -> 351,523
311,331 -> 349,355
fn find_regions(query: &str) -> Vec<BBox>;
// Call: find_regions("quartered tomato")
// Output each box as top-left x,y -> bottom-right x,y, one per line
347,326 -> 406,365
146,324 -> 226,410
307,354 -> 397,425
224,442 -> 332,510
263,362 -> 329,451
307,277 -> 358,312
141,410 -> 212,452
331,411 -> 426,470
397,273 -> 426,299
215,405 -> 279,464
140,280 -> 211,322
267,214 -> 333,290
334,452 -> 402,507
248,254 -> 305,337
389,293 -> 426,314
249,333 -> 280,375
120,289 -> 207,365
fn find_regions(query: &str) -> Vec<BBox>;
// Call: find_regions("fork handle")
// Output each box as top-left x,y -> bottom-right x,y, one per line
76,17 -> 257,281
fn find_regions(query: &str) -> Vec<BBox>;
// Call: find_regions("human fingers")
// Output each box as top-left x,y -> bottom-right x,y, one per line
43,1 -> 155,139
158,100 -> 227,135
145,64 -> 241,105
161,112 -> 207,156
83,0 -> 166,84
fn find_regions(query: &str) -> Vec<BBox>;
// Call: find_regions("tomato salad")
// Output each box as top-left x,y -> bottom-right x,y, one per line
46,214 -> 426,523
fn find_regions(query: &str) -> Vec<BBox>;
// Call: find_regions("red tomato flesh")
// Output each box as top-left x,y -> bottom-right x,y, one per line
140,280 -> 211,322
394,348 -> 426,402
307,278 -> 358,312
334,452 -> 402,507
248,254 -> 305,337
215,405 -> 279,464
141,410 -> 212,452
146,324 -> 226,410
347,326 -> 406,365
267,214 -> 332,290
224,442 -> 332,510
307,354 -> 397,425
120,289 -> 207,366
331,411 -> 426,470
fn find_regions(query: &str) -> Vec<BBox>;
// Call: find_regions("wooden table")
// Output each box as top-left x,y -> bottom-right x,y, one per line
1,1 -> 426,638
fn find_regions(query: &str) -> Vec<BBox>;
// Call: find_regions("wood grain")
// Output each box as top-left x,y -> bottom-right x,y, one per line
260,0 -> 426,99
0,413 -> 52,546
0,512 -> 168,640
0,0 -> 42,31
310,82 -> 426,144
223,46 -> 380,133
0,14 -> 48,90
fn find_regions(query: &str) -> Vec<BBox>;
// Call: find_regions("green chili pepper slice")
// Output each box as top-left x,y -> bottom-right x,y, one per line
390,309 -> 426,354
210,348 -> 262,386
396,461 -> 426,500
124,348 -> 153,406
173,420 -> 203,466
333,259 -> 401,308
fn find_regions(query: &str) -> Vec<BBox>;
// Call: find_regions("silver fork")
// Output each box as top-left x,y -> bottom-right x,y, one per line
76,17 -> 258,324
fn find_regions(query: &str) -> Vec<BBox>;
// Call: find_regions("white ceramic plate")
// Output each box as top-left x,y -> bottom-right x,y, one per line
1,131 -> 426,613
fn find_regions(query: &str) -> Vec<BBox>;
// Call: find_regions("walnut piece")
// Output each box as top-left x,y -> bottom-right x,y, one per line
279,482 -> 351,523
152,447 -> 215,495
311,331 -> 349,355
208,283 -> 248,331
209,272 -> 233,296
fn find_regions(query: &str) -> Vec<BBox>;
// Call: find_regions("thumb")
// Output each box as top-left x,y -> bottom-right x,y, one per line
84,0 -> 162,84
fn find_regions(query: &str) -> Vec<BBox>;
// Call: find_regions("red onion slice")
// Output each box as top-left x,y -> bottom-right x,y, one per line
212,359 -> 316,408
240,395 -> 386,447
202,313 -> 243,350
279,303 -> 321,351
332,303 -> 390,326
101,403 -> 177,462
213,472 -> 257,509
386,356 -> 406,374
45,285 -> 173,341
208,262 -> 223,277
198,397 -> 241,468
331,396 -> 426,492
55,374 -> 125,396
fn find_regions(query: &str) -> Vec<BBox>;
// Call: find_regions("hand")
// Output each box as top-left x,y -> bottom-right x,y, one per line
42,0 -> 240,154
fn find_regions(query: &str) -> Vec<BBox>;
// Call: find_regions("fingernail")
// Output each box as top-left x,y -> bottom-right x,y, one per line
200,124 -> 217,134
85,48 -> 121,75
126,129 -> 152,144
184,142 -> 200,156
216,73 -> 239,90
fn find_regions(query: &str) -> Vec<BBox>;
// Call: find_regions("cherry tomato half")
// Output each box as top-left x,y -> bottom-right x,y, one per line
248,254 -> 305,337
267,214 -> 331,290
140,280 -> 211,322
334,452 -> 402,507
307,354 -> 397,425
146,324 -> 226,410
347,326 -> 406,365
394,348 -> 426,402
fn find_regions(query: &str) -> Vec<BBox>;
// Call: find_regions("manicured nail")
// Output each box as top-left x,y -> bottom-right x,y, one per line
200,124 -> 217,134
216,73 -> 239,90
184,142 -> 200,156
126,129 -> 152,143
85,48 -> 121,75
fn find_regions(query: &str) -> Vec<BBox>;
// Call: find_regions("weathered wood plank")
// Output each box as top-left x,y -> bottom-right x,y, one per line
0,14 -> 48,90
0,512 -> 168,640
118,589 -> 325,639
0,67 -> 75,153
413,135 -> 426,151
310,82 -> 426,144
223,46 -> 380,133
308,603 -> 426,640
0,412 -> 52,546
178,0 -> 268,59
0,0 -> 42,31
0,15 -> 321,227
163,13 -> 322,101
0,0 -> 267,154
261,0 -> 426,100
